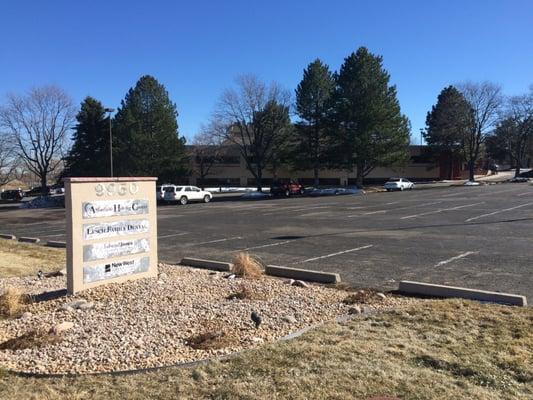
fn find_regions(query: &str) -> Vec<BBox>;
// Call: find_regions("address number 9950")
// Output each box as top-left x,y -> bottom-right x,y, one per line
95,182 -> 139,197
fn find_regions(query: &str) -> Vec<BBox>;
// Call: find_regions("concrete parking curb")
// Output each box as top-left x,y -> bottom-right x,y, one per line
180,257 -> 232,272
398,280 -> 527,307
18,237 -> 40,244
45,240 -> 66,248
0,233 -> 16,240
265,265 -> 341,284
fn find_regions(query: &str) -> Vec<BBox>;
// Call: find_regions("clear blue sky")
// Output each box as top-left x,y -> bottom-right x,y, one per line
1,0 -> 532,142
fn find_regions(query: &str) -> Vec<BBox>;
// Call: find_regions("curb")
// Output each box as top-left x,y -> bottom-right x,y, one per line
18,237 -> 40,244
45,241 -> 66,248
180,257 -> 232,272
0,233 -> 16,240
265,265 -> 341,284
398,280 -> 527,307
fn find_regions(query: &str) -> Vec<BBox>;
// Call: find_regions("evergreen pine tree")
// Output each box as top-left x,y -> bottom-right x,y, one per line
294,59 -> 335,186
114,75 -> 187,182
424,86 -> 472,179
332,47 -> 410,187
63,97 -> 109,177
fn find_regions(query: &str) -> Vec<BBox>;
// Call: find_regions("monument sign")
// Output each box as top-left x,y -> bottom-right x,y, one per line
65,177 -> 158,294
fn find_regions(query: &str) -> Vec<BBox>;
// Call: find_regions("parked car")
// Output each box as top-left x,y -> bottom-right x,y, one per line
270,180 -> 304,197
24,186 -> 51,197
156,184 -> 174,201
384,178 -> 414,191
163,185 -> 212,205
50,184 -> 65,194
1,189 -> 24,201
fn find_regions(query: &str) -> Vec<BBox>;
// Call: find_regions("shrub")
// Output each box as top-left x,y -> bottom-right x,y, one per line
232,252 -> 264,279
0,287 -> 27,318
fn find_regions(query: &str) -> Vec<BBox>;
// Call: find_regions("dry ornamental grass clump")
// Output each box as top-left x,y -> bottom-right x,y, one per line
0,287 -> 27,318
232,252 -> 264,279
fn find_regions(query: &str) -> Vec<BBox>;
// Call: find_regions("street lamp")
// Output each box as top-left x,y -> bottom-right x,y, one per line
104,108 -> 115,177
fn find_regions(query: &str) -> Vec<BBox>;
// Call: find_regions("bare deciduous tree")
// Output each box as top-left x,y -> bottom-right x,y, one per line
0,132 -> 18,187
492,88 -> 533,177
458,81 -> 503,181
213,75 -> 291,191
0,86 -> 75,193
190,124 -> 226,189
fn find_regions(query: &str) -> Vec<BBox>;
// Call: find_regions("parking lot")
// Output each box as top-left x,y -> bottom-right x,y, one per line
1,183 -> 532,298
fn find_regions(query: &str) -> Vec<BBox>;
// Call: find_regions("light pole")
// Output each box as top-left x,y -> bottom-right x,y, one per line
104,108 -> 115,177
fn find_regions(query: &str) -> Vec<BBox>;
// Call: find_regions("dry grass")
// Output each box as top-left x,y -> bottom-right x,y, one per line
0,239 -> 65,278
0,287 -> 26,318
0,299 -> 531,399
343,288 -> 382,304
186,320 -> 238,350
226,283 -> 264,301
231,252 -> 264,279
226,284 -> 253,300
0,328 -> 61,351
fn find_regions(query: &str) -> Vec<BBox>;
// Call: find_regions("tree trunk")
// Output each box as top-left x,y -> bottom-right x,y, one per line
448,153 -> 453,180
313,167 -> 319,187
515,162 -> 521,178
40,174 -> 48,196
355,162 -> 364,188
256,168 -> 262,192
468,160 -> 475,182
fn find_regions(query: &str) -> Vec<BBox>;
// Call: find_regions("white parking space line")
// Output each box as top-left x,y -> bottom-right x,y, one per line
465,202 -> 533,222
435,251 -> 479,267
440,191 -> 469,198
16,229 -> 65,236
158,232 -> 189,239
41,233 -> 66,238
347,201 -> 443,218
239,240 -> 293,251
517,192 -> 533,197
401,202 -> 484,220
192,236 -> 242,245
262,205 -> 330,215
294,244 -> 373,264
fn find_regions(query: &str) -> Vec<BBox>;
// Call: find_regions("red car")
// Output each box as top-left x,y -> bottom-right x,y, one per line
270,180 -> 304,197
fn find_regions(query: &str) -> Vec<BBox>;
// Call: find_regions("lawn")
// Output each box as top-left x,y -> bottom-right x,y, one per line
0,240 -> 531,399
0,239 -> 65,278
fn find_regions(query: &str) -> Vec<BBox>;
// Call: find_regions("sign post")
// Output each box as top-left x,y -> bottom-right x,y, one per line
65,177 -> 158,294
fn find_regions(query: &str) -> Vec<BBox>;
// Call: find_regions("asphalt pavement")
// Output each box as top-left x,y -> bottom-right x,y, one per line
1,182 -> 532,298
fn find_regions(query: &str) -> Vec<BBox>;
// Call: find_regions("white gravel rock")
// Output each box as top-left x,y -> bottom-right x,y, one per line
51,321 -> 74,334
0,264 -> 414,375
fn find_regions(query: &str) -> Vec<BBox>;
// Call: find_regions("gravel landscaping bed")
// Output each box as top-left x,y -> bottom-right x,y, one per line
0,264 -> 413,375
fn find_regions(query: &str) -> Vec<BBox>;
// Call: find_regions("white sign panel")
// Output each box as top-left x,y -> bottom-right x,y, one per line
82,199 -> 149,219
83,238 -> 150,262
83,219 -> 149,240
83,256 -> 150,283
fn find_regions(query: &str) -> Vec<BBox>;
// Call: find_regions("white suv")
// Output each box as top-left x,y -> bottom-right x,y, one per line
163,186 -> 212,205
384,178 -> 414,191
157,184 -> 174,201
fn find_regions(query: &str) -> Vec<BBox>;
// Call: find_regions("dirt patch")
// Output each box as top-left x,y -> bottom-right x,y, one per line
0,328 -> 61,350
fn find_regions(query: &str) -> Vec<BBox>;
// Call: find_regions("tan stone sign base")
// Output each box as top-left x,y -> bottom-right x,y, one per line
65,177 -> 158,294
